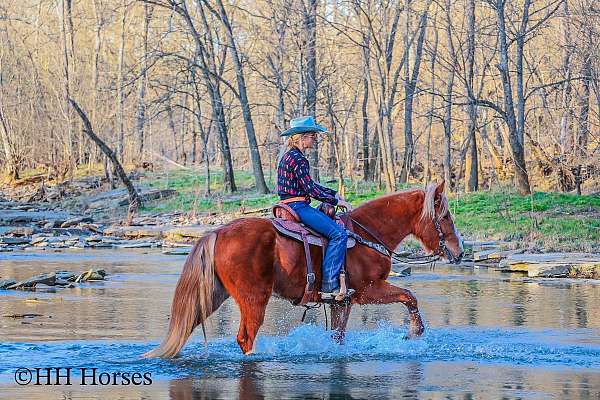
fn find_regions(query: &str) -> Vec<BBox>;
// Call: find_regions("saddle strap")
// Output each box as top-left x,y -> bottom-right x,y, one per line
298,231 -> 315,306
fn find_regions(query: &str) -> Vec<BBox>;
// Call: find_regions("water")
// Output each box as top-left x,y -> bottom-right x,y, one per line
1,249 -> 599,399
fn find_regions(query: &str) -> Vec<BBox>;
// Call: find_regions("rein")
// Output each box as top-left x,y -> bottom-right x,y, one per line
347,214 -> 450,265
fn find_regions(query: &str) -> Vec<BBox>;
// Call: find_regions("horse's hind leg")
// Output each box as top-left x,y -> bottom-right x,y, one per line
353,280 -> 424,338
236,291 -> 270,355
330,302 -> 352,343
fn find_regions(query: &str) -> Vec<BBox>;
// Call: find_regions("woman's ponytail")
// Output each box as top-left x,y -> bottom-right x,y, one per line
287,134 -> 303,150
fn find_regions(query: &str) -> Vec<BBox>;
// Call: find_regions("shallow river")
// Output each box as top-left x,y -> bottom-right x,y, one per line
1,249 -> 599,399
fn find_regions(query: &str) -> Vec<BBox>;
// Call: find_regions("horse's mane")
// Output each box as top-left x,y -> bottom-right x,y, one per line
352,187 -> 421,212
420,183 -> 449,222
352,184 -> 448,221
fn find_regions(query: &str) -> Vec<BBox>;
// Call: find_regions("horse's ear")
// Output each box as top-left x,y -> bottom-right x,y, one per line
435,180 -> 445,199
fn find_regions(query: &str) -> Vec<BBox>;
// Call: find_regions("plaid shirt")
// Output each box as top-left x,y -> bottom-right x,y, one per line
277,147 -> 338,205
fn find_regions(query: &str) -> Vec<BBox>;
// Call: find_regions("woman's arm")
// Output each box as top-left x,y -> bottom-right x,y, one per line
294,159 -> 338,205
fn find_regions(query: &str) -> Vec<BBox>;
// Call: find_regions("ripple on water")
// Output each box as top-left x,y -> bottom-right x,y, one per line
1,324 -> 599,380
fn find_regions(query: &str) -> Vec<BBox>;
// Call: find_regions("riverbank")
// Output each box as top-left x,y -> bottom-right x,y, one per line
1,168 -> 599,275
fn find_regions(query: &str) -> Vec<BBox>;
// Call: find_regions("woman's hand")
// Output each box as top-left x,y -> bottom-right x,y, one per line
337,199 -> 352,211
335,193 -> 352,211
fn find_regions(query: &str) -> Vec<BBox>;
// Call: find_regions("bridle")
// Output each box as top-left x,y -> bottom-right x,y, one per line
432,215 -> 461,264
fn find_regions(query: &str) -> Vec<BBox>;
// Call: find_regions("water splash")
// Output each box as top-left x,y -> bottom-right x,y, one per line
2,324 -> 599,381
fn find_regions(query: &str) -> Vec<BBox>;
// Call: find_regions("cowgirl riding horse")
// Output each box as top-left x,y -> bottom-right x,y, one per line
277,116 -> 353,301
143,116 -> 464,358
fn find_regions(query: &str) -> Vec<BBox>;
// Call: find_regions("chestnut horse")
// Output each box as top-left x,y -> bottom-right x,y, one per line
144,181 -> 463,358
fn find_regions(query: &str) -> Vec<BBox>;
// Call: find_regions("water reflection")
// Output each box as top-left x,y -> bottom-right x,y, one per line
165,360 -> 427,400
1,250 -> 600,399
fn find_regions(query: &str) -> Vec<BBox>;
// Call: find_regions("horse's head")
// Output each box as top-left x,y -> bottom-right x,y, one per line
413,181 -> 464,264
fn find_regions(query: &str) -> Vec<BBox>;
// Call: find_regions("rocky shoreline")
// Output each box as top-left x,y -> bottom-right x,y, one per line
1,199 -> 599,280
0,200 -> 216,252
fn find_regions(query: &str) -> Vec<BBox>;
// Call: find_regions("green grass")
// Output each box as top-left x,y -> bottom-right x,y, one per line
137,169 -> 600,251
449,191 -> 600,251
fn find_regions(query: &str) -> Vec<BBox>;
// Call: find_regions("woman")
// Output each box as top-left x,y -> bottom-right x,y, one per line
277,116 -> 353,301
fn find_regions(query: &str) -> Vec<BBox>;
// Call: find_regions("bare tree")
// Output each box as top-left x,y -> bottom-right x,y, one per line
70,99 -> 141,222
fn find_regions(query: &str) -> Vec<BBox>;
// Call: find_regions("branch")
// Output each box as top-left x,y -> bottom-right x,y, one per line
69,98 -> 142,219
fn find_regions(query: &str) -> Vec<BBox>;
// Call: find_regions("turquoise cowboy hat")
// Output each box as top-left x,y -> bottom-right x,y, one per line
280,115 -> 328,137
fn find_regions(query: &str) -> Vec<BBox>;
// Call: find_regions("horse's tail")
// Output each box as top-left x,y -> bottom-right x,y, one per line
143,231 -> 222,359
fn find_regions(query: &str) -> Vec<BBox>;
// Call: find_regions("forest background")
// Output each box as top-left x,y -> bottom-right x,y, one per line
0,0 -> 599,199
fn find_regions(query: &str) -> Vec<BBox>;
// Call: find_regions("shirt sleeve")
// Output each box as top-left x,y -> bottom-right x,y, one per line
315,183 -> 337,197
294,158 -> 338,205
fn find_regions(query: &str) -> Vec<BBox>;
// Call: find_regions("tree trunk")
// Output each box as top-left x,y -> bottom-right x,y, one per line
167,100 -> 179,162
400,0 -> 430,183
465,0 -> 478,192
443,0 -> 456,190
91,0 -> 103,167
559,0 -> 574,157
116,0 -> 127,163
0,105 -> 19,181
495,0 -> 530,195
304,0 -> 319,181
69,99 -> 141,221
136,3 -> 152,160
215,0 -> 268,193
574,56 -> 591,159
59,0 -> 75,176
181,1 -> 235,192
361,33 -> 371,182
425,15 -> 438,185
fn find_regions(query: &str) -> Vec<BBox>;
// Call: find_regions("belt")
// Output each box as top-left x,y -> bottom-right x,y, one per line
279,196 -> 308,204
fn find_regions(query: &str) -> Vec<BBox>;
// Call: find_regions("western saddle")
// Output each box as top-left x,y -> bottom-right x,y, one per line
271,201 -> 355,305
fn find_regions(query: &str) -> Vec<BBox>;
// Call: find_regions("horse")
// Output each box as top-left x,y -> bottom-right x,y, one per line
143,181 -> 463,358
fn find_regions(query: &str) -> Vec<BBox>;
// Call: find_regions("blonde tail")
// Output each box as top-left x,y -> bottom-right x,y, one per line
143,232 -> 220,358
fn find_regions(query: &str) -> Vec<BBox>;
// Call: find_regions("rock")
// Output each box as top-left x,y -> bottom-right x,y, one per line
115,239 -> 160,248
74,269 -> 106,282
0,237 -> 31,245
0,279 -> 17,289
55,278 -> 72,286
7,272 -> 56,289
164,225 -> 214,241
48,228 -> 91,236
117,189 -> 177,206
498,253 -> 600,278
389,266 -> 411,277
89,242 -> 113,248
162,248 -> 192,255
56,271 -> 78,281
0,210 -> 72,225
79,223 -> 103,234
0,226 -> 35,236
30,236 -> 47,245
103,225 -> 163,238
568,265 -> 600,279
60,216 -> 93,228
473,249 -> 519,262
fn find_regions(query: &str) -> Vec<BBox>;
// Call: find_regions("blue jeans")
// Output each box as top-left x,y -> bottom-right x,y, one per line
287,201 -> 348,292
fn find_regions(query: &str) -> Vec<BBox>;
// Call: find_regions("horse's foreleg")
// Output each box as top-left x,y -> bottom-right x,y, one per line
353,280 -> 424,338
330,302 -> 352,343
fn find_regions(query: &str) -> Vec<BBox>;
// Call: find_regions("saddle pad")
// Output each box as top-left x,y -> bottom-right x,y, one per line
272,218 -> 356,248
